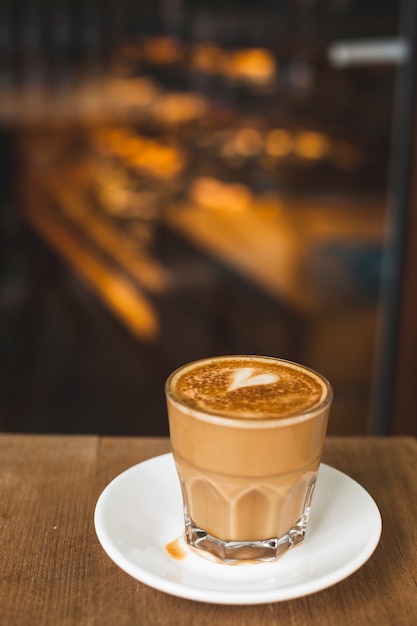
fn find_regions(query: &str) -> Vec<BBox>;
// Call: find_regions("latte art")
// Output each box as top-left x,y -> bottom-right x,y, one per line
227,368 -> 279,391
166,355 -> 332,555
170,356 -> 327,419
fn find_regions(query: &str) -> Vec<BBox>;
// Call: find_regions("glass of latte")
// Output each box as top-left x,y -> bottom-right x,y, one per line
165,355 -> 332,564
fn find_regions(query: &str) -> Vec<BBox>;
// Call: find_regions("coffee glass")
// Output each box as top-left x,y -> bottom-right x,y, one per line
165,355 -> 332,564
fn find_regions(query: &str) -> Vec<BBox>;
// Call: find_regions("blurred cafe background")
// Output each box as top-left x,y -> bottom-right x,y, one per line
0,0 -> 416,437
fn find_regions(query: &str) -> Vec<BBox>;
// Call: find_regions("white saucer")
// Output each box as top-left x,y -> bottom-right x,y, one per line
94,453 -> 382,605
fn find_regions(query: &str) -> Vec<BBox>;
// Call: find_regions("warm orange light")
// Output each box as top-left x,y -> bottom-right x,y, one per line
94,128 -> 185,179
150,92 -> 208,124
189,44 -> 276,85
105,274 -> 160,340
104,76 -> 160,107
293,131 -> 330,160
233,128 -> 264,156
225,48 -> 276,84
190,43 -> 224,73
140,36 -> 184,64
189,176 -> 253,212
22,195 -> 160,342
265,129 -> 293,157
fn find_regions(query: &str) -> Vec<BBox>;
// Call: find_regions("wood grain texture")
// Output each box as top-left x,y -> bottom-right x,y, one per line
0,436 -> 416,625
0,435 -> 98,625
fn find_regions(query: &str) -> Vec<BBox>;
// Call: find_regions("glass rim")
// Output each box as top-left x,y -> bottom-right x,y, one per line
165,355 -> 333,428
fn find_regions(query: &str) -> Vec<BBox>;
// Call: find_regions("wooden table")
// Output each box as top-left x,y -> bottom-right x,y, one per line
1,435 -> 416,625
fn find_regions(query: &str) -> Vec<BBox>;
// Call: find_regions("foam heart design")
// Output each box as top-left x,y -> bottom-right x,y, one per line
228,368 -> 279,391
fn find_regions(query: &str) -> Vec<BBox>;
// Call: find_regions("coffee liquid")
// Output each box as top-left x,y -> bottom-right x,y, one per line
167,356 -> 331,547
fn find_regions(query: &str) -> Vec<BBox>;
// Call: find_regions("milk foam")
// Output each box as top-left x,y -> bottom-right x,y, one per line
170,356 -> 327,419
228,368 -> 279,391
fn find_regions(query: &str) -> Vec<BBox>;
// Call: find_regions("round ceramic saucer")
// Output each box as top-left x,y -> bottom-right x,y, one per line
94,453 -> 382,605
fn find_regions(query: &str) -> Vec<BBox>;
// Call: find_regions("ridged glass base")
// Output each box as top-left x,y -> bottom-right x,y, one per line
184,510 -> 310,564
